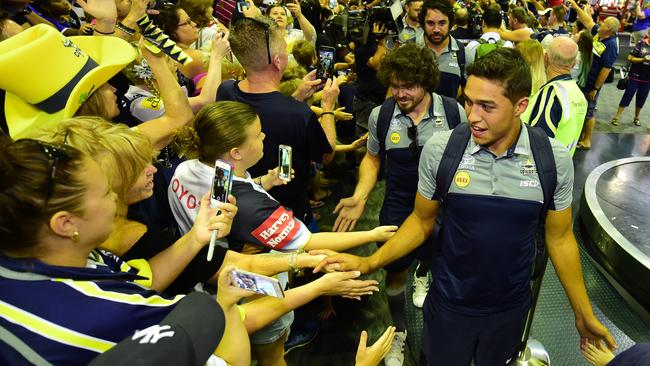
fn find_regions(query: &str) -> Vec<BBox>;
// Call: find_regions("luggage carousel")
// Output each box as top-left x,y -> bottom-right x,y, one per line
580,157 -> 650,320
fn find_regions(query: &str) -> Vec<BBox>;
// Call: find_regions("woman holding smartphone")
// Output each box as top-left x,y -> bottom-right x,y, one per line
0,137 -> 250,366
169,101 -> 396,366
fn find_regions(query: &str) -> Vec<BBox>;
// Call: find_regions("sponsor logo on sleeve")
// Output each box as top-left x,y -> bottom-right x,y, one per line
251,207 -> 300,249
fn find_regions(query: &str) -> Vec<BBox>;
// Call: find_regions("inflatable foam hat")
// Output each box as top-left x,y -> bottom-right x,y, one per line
137,15 -> 192,65
0,24 -> 135,138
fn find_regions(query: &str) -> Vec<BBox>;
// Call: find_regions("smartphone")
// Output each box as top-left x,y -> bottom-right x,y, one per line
210,159 -> 234,207
236,0 -> 248,12
316,45 -> 336,80
230,269 -> 285,298
278,145 -> 292,182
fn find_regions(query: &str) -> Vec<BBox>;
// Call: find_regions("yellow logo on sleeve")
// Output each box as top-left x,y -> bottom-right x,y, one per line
454,171 -> 471,188
141,96 -> 162,110
390,132 -> 401,144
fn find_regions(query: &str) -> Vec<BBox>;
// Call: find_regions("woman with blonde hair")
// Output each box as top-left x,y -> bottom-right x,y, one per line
517,40 -> 547,94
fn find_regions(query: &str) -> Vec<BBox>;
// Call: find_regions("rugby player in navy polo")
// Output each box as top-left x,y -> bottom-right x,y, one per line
316,48 -> 615,365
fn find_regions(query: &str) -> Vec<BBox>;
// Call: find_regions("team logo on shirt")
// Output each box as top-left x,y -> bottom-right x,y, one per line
390,132 -> 401,144
141,96 -> 162,110
458,153 -> 475,171
519,159 -> 537,175
454,171 -> 471,188
389,118 -> 401,130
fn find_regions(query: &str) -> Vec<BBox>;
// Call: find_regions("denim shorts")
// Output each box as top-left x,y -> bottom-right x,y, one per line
249,270 -> 294,345
249,310 -> 295,345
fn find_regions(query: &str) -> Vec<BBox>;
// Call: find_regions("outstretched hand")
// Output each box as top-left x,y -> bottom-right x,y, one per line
576,315 -> 616,352
76,0 -> 117,23
356,326 -> 396,366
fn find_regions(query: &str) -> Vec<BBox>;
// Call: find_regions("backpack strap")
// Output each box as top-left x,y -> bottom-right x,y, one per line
440,94 -> 462,129
526,124 -> 557,213
433,123 -> 471,204
525,124 -> 557,281
377,97 -> 397,159
455,39 -> 466,84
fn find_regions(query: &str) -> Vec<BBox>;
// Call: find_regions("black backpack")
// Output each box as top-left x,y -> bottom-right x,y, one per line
375,95 -> 462,180
433,122 -> 557,279
376,94 -> 463,159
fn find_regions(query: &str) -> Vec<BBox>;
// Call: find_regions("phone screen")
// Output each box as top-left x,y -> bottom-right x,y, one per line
317,47 -> 335,80
230,269 -> 285,298
236,1 -> 248,12
278,145 -> 292,182
211,160 -> 233,204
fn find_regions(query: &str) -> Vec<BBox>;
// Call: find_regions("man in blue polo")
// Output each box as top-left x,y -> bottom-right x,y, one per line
332,42 -> 466,366
317,48 -> 614,365
416,0 -> 466,99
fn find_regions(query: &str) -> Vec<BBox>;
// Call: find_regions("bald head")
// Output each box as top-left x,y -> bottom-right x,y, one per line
547,36 -> 578,69
455,8 -> 469,27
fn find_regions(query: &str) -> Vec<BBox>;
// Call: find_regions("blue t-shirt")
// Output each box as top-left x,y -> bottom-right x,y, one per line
586,25 -> 619,89
631,9 -> 650,31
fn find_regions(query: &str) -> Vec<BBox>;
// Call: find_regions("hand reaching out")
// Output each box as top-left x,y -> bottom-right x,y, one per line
355,326 -> 396,366
76,0 -> 117,23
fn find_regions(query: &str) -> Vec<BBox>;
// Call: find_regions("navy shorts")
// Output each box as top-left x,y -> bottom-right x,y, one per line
420,290 -> 530,366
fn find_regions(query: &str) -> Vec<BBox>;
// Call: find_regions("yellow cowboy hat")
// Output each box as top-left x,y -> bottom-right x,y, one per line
0,24 -> 136,138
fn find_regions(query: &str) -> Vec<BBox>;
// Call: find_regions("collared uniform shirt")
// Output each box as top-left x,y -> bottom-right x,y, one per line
417,123 -> 573,314
0,251 -> 183,365
367,93 -> 467,223
415,35 -> 467,98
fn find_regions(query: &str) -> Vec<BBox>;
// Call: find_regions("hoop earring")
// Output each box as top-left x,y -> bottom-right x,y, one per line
72,231 -> 80,243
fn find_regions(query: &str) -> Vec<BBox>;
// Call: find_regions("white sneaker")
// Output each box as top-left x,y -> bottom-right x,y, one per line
384,331 -> 407,366
412,270 -> 429,309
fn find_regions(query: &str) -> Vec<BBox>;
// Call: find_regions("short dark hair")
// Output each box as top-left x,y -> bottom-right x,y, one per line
377,43 -> 439,93
150,5 -> 183,42
419,0 -> 455,29
467,47 -> 531,104
482,5 -> 503,28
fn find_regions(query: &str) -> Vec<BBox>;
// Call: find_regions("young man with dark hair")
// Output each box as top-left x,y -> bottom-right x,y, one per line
333,43 -> 466,366
416,0 -> 466,99
318,48 -> 614,365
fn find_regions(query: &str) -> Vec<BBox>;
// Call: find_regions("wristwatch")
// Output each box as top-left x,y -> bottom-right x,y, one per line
21,6 -> 33,15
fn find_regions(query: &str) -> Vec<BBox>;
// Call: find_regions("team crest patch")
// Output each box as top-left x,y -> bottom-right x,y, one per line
389,118 -> 401,130
454,171 -> 471,188
390,132 -> 401,144
520,159 -> 537,175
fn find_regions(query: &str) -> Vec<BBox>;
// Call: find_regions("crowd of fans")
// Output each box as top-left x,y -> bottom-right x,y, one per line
1,0 -> 649,364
